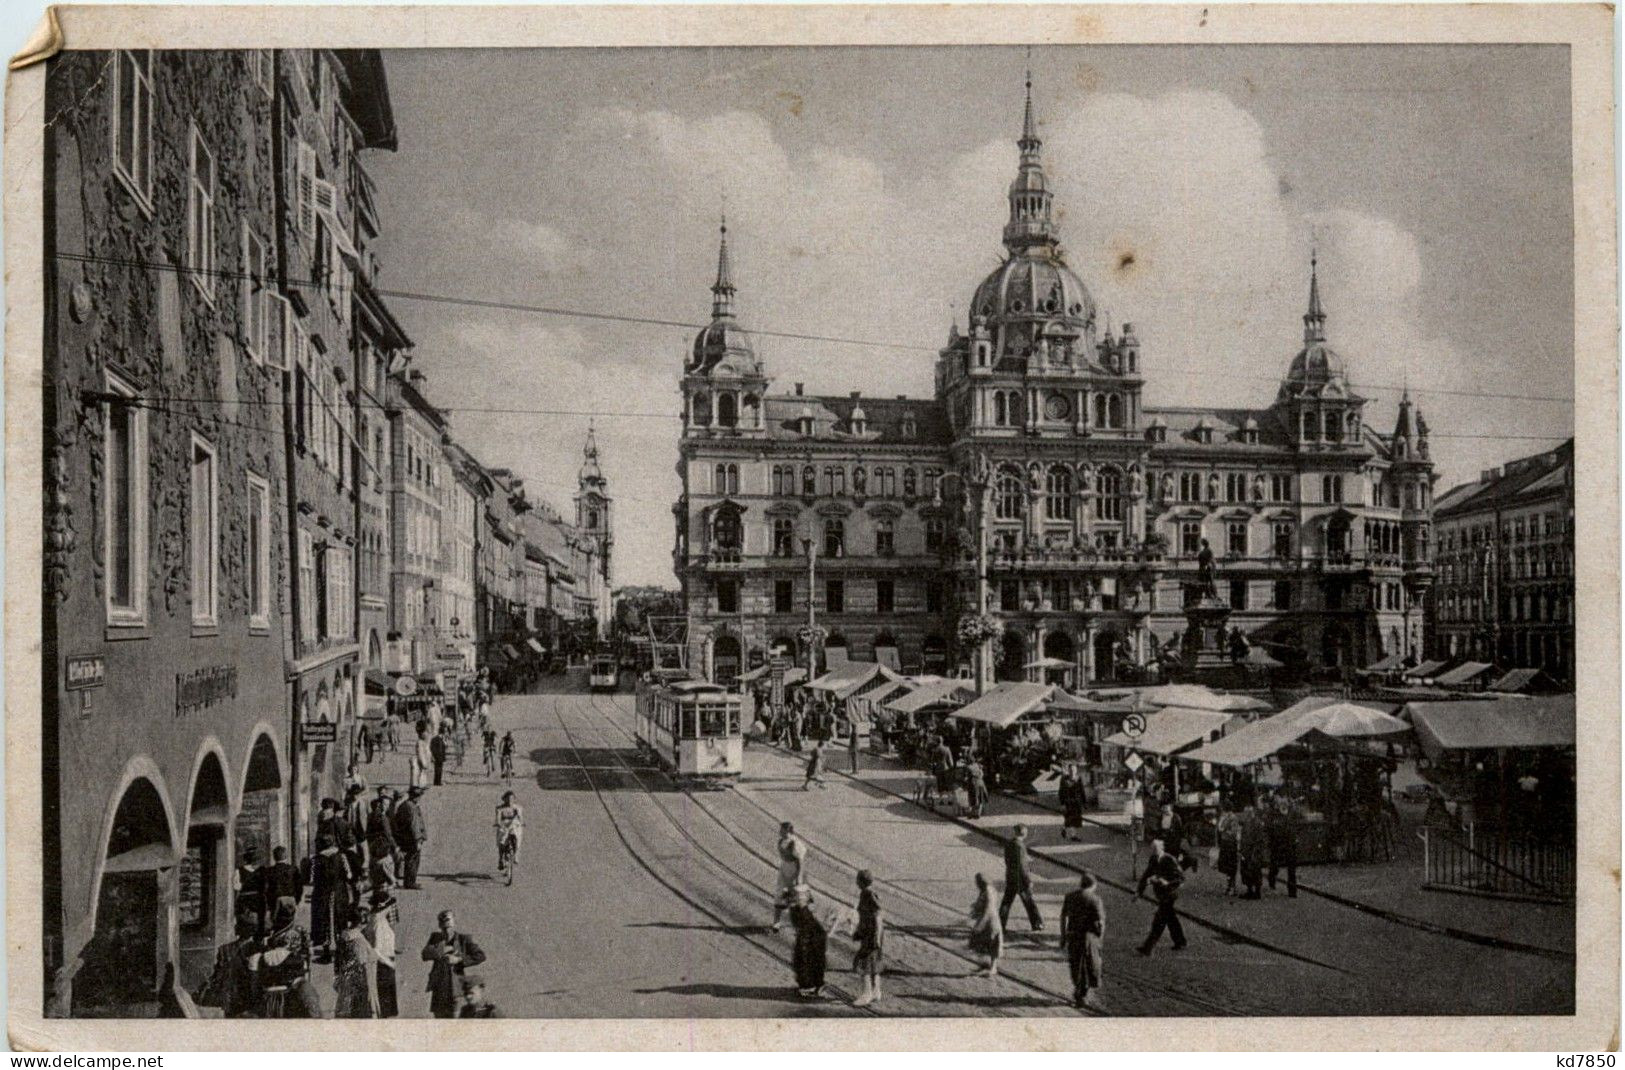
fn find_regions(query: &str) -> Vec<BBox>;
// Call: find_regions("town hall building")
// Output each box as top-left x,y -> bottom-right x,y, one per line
675,81 -> 1436,686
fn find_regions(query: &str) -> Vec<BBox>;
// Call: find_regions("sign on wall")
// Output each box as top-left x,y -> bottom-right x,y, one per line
175,666 -> 238,718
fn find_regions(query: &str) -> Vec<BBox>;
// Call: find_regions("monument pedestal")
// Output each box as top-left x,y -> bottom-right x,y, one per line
1181,595 -> 1235,671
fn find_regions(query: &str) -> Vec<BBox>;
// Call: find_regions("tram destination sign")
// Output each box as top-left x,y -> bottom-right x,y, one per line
175,665 -> 238,717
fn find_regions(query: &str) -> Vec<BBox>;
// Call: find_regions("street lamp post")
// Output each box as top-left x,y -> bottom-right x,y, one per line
801,537 -> 819,680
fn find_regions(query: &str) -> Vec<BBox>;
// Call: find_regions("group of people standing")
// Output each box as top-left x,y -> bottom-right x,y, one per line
1212,792 -> 1300,899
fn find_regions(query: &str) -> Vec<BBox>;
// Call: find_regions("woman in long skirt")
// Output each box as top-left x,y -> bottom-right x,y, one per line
852,870 -> 885,1006
788,886 -> 828,998
1215,807 -> 1241,896
333,908 -> 379,1018
364,891 -> 400,1018
967,872 -> 1004,978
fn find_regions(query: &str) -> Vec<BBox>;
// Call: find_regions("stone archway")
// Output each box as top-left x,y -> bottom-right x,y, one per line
1093,629 -> 1120,683
75,777 -> 174,1015
179,752 -> 232,989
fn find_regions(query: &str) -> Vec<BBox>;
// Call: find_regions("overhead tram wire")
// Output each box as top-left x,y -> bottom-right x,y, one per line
53,249 -> 1578,407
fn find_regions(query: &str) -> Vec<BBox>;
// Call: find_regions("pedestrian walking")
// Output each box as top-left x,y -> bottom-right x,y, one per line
365,889 -> 400,1018
393,786 -> 427,890
848,723 -> 861,774
1059,766 -> 1085,841
422,909 -> 487,1018
1059,871 -> 1106,1009
963,755 -> 988,819
257,846 -> 302,935
411,724 -> 432,789
851,870 -> 885,1006
198,911 -> 261,1018
367,793 -> 399,889
934,737 -> 956,796
333,906 -> 380,1018
803,741 -> 827,790
771,822 -> 806,931
1215,806 -> 1241,896
456,974 -> 502,1018
344,785 -> 371,884
1266,793 -> 1300,897
309,833 -> 354,963
1134,839 -> 1188,955
1238,804 -> 1267,899
257,897 -> 323,1018
1150,802 -> 1185,859
233,845 -> 263,933
788,885 -> 828,998
967,872 -> 1004,978
999,824 -> 1045,933
430,725 -> 449,787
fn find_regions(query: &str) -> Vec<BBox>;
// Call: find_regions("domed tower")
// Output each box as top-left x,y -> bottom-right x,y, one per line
682,218 -> 769,437
1276,253 -> 1366,449
575,423 -> 614,637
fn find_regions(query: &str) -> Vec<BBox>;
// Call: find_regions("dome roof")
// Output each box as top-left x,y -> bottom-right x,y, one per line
970,252 -> 1095,330
1280,340 -> 1347,397
690,319 -> 759,377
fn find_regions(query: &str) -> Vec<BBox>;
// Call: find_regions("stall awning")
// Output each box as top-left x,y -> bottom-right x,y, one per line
825,646 -> 850,668
526,638 -> 546,654
1135,683 -> 1272,713
1406,696 -> 1575,751
1489,668 -> 1557,694
1024,656 -> 1076,671
364,669 -> 396,695
1243,647 -> 1285,669
805,660 -> 904,699
1433,661 -> 1496,687
885,679 -> 974,715
1104,707 -> 1238,755
875,646 -> 901,672
1403,658 -> 1450,680
950,683 -> 1055,728
1359,653 -> 1405,674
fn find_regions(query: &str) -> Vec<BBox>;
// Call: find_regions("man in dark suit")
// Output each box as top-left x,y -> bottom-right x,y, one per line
366,794 -> 399,888
257,845 -> 303,934
1135,838 -> 1188,955
430,726 -> 449,787
999,823 -> 1045,932
393,786 -> 427,889
1265,793 -> 1300,897
1059,871 -> 1106,1008
421,909 -> 487,1018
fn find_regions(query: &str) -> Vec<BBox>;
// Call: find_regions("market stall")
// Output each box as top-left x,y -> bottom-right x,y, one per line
1182,698 -> 1410,863
1430,661 -> 1498,692
803,660 -> 907,738
880,679 -> 976,762
1103,707 -> 1240,843
948,683 -> 1061,792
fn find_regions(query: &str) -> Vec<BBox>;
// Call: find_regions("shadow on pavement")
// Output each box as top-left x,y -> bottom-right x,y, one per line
631,982 -> 807,1004
905,992 -> 1072,1011
427,869 -> 501,886
627,920 -> 768,936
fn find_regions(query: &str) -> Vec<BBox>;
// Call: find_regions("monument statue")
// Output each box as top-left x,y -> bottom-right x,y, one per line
1196,538 -> 1218,600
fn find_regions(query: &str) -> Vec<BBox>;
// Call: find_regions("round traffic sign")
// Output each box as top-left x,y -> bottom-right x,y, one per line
1121,711 -> 1147,739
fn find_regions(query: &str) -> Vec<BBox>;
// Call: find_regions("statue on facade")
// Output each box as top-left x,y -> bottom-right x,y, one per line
1253,473 -> 1267,502
1208,472 -> 1221,502
1160,472 -> 1175,502
1129,465 -> 1144,499
972,450 -> 992,487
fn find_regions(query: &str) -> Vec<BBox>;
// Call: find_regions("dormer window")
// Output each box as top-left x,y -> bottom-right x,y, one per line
901,413 -> 917,439
850,405 -> 867,436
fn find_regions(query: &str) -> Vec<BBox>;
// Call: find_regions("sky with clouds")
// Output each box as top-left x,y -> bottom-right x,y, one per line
367,45 -> 1574,590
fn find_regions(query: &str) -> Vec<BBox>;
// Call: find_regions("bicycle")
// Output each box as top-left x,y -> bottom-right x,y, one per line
497,829 -> 519,886
500,751 -> 515,784
483,742 -> 497,778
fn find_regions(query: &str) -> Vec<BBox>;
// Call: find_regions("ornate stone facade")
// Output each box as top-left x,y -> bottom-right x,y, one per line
677,81 -> 1436,685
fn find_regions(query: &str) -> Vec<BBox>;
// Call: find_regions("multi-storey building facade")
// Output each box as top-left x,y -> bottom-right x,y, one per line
441,441 -> 483,673
677,82 -> 1436,685
1431,439 -> 1574,681
44,49 -> 299,1014
387,367 -> 449,678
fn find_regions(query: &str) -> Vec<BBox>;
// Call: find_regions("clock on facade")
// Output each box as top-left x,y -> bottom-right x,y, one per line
1044,393 -> 1070,421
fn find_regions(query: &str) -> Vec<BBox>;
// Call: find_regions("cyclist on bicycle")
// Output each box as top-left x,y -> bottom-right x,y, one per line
494,790 -> 524,868
499,731 -> 516,778
482,727 -> 497,767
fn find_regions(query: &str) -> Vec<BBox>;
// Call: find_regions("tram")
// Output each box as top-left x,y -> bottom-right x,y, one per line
589,654 -> 620,692
634,670 -> 744,784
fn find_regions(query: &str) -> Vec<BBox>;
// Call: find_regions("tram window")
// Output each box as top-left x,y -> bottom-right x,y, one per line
728,708 -> 741,735
680,706 -> 697,738
700,704 -> 726,737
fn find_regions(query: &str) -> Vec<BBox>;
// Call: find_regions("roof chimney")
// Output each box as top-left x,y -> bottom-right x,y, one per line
850,391 -> 861,400
1480,467 -> 1501,482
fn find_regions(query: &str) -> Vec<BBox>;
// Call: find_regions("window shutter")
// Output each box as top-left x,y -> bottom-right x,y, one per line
313,176 -> 336,221
266,295 -> 291,372
297,142 -> 316,240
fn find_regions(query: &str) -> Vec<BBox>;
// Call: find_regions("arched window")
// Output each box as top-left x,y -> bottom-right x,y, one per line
880,468 -> 896,497
903,468 -> 918,498
852,467 -> 868,495
1096,467 -> 1122,521
1180,472 -> 1202,502
716,392 -> 738,428
823,518 -> 845,558
713,510 -> 742,551
995,467 -> 1024,521
1107,394 -> 1124,429
714,463 -> 728,495
1094,393 -> 1108,428
801,465 -> 816,496
1046,465 -> 1073,520
727,464 -> 740,495
993,392 -> 1008,426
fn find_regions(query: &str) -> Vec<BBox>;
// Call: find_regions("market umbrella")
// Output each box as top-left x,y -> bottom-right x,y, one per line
1024,657 -> 1076,670
1302,702 -> 1411,738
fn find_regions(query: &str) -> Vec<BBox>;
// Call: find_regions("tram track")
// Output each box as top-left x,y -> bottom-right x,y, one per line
543,695 -> 883,1016
581,692 -> 1258,1017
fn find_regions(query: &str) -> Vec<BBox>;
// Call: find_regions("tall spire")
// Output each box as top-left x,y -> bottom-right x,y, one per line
711,215 -> 735,319
1003,65 -> 1057,254
1303,249 -> 1327,342
580,420 -> 603,483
